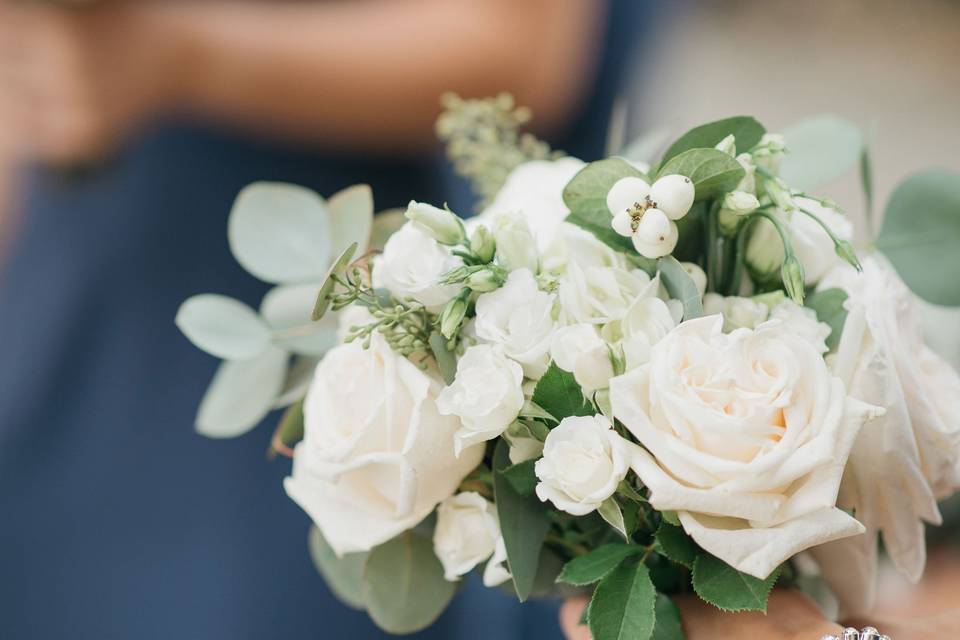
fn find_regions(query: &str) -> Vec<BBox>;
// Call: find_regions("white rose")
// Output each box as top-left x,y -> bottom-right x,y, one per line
474,269 -> 556,379
769,299 -> 831,355
535,415 -> 632,515
489,211 -> 539,273
540,222 -> 625,275
285,334 -> 484,556
558,262 -> 652,325
550,324 -> 615,393
606,275 -> 681,371
610,315 -> 881,579
437,344 -> 524,454
481,157 -> 586,252
702,293 -> 769,332
375,223 -> 463,312
810,255 -> 960,614
433,492 -> 511,587
745,197 -> 853,285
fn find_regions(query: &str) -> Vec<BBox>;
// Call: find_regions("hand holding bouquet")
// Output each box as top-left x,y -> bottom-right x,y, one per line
177,95 -> 960,638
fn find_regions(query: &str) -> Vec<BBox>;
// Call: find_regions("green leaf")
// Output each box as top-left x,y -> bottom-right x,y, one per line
661,116 -> 766,165
312,242 -> 358,321
651,594 -> 684,640
780,115 -> 863,191
519,399 -> 558,424
272,397 -> 305,451
228,182 -> 332,284
327,184 -> 374,255
502,459 -> 538,497
654,522 -> 697,568
556,544 -> 644,587
308,526 -> 367,610
531,363 -> 595,420
877,170 -> 960,306
493,440 -> 551,602
660,511 -> 681,526
657,256 -> 704,320
564,158 -> 645,253
692,554 -> 780,613
361,531 -> 457,634
860,131 -> 875,225
656,148 -> 745,202
428,332 -> 457,385
805,288 -> 849,351
587,561 -> 657,640
598,498 -> 628,540
195,347 -> 288,438
261,284 -> 339,356
176,294 -> 271,361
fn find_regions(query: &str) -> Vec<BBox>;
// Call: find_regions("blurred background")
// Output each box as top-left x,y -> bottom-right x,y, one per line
0,1 -> 957,638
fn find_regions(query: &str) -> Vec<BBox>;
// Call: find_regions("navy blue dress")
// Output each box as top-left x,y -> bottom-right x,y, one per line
0,3 -> 647,637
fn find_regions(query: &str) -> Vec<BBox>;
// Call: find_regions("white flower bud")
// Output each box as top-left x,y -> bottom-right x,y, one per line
405,201 -> 465,246
718,190 -> 760,235
715,134 -> 737,156
631,208 -> 678,259
649,174 -> 695,221
492,212 -> 539,273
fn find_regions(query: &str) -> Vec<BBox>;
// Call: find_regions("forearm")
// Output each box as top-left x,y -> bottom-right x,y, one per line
147,0 -> 602,152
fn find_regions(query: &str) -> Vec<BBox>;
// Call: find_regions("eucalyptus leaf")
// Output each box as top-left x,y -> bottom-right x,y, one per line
661,116 -> 766,165
493,440 -> 551,602
261,284 -> 339,356
877,170 -> 960,306
692,554 -> 780,613
804,288 -> 849,351
587,561 -> 657,640
195,347 -> 288,438
556,544 -> 644,587
564,158 -> 645,253
176,294 -> 271,361
308,526 -> 367,610
656,148 -> 745,202
657,256 -> 704,320
780,115 -> 862,190
362,531 -> 457,634
429,332 -> 457,385
312,242 -> 358,321
228,182 -> 332,284
327,184 -> 374,255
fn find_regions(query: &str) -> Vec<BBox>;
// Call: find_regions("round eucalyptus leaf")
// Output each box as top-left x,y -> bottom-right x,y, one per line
328,184 -> 374,256
878,170 -> 960,306
261,284 -> 339,356
780,115 -> 862,191
176,294 -> 271,360
195,347 -> 288,438
228,182 -> 332,284
308,526 -> 368,611
361,531 -> 458,634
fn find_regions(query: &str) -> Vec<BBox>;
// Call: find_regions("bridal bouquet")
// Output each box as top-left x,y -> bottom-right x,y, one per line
176,95 -> 960,639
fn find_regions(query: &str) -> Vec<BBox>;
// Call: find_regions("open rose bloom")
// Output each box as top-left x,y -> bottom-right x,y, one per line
178,102 -> 960,638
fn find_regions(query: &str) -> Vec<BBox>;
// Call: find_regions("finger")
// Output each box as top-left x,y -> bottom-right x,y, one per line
559,597 -> 591,640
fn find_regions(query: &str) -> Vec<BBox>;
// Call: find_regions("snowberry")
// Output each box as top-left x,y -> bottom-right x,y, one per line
649,174 -> 695,220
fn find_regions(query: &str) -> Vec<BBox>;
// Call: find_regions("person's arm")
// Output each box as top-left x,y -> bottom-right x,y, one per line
0,0 -> 604,162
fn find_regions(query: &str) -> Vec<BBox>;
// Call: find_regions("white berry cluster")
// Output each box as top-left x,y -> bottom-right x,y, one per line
606,174 -> 695,259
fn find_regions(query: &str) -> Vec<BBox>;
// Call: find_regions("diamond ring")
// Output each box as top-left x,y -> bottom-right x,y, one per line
821,627 -> 890,640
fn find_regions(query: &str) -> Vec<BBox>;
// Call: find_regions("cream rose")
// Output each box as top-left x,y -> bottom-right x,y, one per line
436,344 -> 525,455
610,315 -> 880,579
534,415 -> 632,516
285,334 -> 484,556
474,269 -> 556,379
810,255 -> 960,614
550,324 -> 614,393
433,492 -> 511,587
375,223 -> 463,312
558,262 -> 653,326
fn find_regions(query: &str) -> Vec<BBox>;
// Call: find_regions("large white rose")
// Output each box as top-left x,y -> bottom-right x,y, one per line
550,324 -> 614,393
558,262 -> 653,326
610,315 -> 880,579
810,255 -> 960,614
285,334 -> 484,556
433,492 -> 510,587
534,415 -> 633,516
481,157 -> 586,252
436,344 -> 524,454
375,223 -> 463,312
474,269 -> 556,378
746,197 -> 853,285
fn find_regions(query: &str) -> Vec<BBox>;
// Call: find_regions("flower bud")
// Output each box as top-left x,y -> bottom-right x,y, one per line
492,212 -> 539,273
469,225 -> 496,263
715,134 -> 736,156
405,201 -> 466,246
718,190 -> 760,235
764,177 -> 795,212
439,290 -> 470,339
781,255 -> 806,304
835,239 -> 862,271
464,267 -> 505,293
753,133 -> 786,174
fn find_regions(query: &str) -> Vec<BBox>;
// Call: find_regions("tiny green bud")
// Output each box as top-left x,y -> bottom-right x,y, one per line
781,255 -> 806,304
438,290 -> 470,339
764,177 -> 795,212
464,267 -> 505,293
405,200 -> 466,245
469,226 -> 496,263
835,239 -> 862,271
714,134 -> 737,156
718,190 -> 760,235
